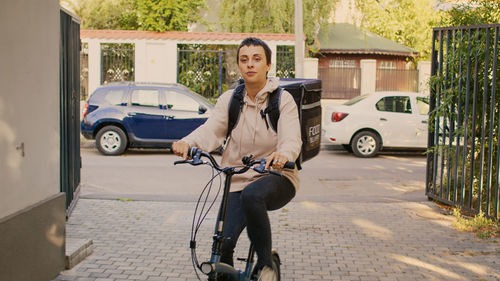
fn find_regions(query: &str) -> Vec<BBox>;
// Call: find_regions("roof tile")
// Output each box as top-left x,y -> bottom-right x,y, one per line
80,29 -> 295,42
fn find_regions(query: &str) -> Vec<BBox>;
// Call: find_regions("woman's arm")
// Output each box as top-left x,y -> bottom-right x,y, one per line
177,90 -> 233,153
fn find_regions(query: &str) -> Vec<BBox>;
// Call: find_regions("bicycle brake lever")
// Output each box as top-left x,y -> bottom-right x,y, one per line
191,151 -> 204,165
191,158 -> 204,165
252,159 -> 267,173
253,166 -> 283,177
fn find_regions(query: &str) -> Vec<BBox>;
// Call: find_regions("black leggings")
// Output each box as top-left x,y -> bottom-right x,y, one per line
220,175 -> 295,269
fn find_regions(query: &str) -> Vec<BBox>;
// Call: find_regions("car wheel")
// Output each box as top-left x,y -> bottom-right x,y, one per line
351,131 -> 380,158
96,125 -> 128,155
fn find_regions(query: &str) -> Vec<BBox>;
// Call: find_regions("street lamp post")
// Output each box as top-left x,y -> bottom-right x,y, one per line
294,0 -> 304,78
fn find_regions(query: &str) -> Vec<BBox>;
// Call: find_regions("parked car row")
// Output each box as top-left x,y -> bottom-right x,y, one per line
82,81 -> 429,158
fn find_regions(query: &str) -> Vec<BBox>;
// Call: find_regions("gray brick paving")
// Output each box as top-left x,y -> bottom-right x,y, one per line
53,199 -> 499,281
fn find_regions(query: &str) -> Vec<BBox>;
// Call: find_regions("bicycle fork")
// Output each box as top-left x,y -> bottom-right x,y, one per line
201,172 -> 248,281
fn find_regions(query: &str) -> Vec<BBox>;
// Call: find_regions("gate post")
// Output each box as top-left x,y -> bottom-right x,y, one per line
87,39 -> 100,94
360,59 -> 376,95
218,50 -> 223,97
418,61 -> 431,95
303,58 -> 318,79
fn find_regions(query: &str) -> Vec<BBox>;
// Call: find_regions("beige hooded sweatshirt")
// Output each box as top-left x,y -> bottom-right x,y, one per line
181,77 -> 302,192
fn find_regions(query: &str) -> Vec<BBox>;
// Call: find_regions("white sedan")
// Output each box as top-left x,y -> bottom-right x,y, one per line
323,92 -> 429,157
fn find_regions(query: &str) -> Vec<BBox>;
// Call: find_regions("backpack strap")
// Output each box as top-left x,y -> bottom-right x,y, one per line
263,87 -> 282,133
224,84 -> 282,149
223,84 -> 245,149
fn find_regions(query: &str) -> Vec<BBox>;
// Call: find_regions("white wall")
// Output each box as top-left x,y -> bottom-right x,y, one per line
0,0 -> 60,218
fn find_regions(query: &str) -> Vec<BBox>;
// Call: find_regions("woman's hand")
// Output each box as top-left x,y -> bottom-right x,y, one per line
265,152 -> 289,170
172,141 -> 190,159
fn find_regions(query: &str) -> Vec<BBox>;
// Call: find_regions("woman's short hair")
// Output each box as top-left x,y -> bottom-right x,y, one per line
237,37 -> 272,65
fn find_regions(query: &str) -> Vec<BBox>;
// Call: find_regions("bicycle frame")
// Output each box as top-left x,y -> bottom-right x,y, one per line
176,148 -> 290,281
201,163 -> 255,281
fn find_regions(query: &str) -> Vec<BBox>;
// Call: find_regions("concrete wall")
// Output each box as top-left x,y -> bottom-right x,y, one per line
0,0 -> 65,280
0,0 -> 60,219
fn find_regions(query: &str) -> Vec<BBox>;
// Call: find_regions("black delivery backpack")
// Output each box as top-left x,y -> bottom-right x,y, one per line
228,78 -> 322,169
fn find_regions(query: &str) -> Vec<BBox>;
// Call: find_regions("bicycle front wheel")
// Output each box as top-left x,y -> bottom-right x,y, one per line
271,252 -> 281,281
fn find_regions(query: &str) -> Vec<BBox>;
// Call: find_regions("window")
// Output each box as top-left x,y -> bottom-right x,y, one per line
378,61 -> 396,69
416,97 -> 429,115
165,91 -> 200,111
376,96 -> 412,113
329,59 -> 356,68
103,89 -> 126,105
344,94 -> 370,106
131,89 -> 159,107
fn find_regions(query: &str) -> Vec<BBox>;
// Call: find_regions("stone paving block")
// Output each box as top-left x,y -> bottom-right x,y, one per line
88,272 -> 110,278
108,274 -> 129,279
53,199 -> 500,281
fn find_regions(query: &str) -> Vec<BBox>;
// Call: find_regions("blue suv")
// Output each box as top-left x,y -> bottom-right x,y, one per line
81,82 -> 213,155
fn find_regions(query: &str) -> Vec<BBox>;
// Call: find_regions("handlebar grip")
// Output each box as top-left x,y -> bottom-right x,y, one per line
284,161 -> 295,169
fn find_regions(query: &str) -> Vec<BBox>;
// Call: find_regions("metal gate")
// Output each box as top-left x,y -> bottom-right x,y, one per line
427,24 -> 499,219
101,43 -> 135,84
376,69 -> 419,92
318,67 -> 361,99
60,8 -> 81,215
177,47 -> 238,99
276,46 -> 295,78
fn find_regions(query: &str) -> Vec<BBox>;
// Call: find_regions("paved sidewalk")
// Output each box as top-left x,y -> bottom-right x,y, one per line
53,199 -> 499,281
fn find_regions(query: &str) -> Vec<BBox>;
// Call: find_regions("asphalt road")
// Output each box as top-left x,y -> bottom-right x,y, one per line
80,145 -> 428,203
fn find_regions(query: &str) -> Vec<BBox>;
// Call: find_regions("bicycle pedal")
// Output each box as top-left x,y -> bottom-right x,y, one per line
236,257 -> 247,262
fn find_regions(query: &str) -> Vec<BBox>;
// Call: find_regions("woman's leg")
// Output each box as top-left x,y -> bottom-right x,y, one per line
240,175 -> 295,269
220,191 -> 247,267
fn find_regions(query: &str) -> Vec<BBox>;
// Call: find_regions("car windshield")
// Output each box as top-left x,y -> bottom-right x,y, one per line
343,94 -> 370,106
416,96 -> 429,115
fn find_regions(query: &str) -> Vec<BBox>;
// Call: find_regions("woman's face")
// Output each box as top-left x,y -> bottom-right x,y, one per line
237,45 -> 271,85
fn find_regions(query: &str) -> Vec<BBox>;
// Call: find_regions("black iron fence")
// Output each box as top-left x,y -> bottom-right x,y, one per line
101,43 -> 135,84
318,67 -> 361,99
177,46 -> 238,99
80,42 -> 89,100
427,24 -> 499,219
376,69 -> 419,92
60,8 -> 81,215
276,45 -> 295,78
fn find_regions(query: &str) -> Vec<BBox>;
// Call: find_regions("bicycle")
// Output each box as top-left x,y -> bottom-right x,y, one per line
174,147 -> 295,281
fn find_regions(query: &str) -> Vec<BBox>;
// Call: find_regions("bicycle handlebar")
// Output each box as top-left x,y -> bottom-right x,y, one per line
174,147 -> 295,175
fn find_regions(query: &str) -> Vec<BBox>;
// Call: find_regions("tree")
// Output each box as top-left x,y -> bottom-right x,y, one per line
218,0 -> 339,53
60,0 -> 204,31
440,0 -> 500,26
135,0 -> 205,31
354,0 -> 442,61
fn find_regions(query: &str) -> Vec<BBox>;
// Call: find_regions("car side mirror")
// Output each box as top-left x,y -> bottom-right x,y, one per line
199,105 -> 207,114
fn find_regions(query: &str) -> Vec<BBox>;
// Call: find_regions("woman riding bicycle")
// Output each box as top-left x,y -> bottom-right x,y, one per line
172,37 -> 301,281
